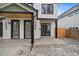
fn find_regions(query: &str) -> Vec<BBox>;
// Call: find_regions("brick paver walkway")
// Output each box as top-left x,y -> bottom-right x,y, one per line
14,44 -> 79,56
0,37 -> 79,56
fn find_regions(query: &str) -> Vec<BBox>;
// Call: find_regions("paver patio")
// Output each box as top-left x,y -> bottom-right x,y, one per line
0,37 -> 79,56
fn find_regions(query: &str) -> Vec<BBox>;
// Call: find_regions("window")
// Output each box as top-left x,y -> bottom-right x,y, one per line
75,10 -> 79,15
68,12 -> 74,17
41,4 -> 53,14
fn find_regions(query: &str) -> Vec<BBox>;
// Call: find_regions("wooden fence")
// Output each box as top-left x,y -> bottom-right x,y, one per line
66,28 -> 79,40
57,27 -> 79,40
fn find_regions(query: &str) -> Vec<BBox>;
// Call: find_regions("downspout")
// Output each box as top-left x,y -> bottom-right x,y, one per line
55,19 -> 58,38
30,13 -> 37,51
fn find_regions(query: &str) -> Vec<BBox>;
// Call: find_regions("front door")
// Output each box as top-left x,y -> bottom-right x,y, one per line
41,23 -> 51,36
24,21 -> 31,39
11,20 -> 20,39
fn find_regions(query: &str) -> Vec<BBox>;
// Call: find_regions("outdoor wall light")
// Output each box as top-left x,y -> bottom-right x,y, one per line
8,22 -> 11,24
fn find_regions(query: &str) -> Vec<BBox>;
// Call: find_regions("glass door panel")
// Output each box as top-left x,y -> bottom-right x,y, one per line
11,20 -> 20,39
41,23 -> 51,36
24,21 -> 31,39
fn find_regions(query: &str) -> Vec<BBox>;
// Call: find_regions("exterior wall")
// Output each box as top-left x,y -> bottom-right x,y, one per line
34,16 -> 41,39
58,11 -> 79,29
3,19 -> 55,39
51,22 -> 55,37
1,3 -> 57,39
3,18 -> 41,39
3,19 -> 11,39
34,3 -> 58,18
74,12 -> 79,28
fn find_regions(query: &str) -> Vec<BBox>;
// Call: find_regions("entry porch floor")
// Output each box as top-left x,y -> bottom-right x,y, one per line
0,37 -> 79,56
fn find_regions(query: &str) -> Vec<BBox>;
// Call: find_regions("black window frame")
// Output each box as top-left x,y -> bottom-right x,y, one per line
41,4 -> 53,14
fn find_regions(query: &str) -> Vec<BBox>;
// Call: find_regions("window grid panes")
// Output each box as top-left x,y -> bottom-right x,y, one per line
41,4 -> 53,14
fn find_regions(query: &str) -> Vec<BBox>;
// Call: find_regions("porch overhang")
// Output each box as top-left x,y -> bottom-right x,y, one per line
0,3 -> 37,20
0,12 -> 33,19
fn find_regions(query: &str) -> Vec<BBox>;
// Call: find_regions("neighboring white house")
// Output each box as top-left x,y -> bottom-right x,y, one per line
58,4 -> 79,29
0,3 -> 58,40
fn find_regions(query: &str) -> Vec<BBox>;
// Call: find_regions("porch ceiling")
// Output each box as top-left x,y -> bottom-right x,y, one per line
0,12 -> 32,19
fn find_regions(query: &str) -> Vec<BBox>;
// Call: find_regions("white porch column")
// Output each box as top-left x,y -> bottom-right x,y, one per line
3,19 -> 11,39
51,22 -> 55,37
20,20 -> 24,39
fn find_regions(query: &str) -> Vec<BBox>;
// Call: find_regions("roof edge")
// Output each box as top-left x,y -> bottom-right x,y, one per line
58,3 -> 79,19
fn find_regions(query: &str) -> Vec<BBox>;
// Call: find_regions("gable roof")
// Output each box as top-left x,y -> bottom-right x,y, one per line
0,3 -> 37,12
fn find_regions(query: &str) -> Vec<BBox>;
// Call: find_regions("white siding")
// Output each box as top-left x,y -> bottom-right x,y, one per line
58,12 -> 79,29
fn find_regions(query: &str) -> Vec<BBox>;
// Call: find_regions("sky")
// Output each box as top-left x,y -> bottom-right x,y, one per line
58,3 -> 77,15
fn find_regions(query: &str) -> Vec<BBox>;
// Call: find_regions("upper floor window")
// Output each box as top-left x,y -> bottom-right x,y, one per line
41,4 -> 53,14
68,12 -> 74,17
75,10 -> 79,15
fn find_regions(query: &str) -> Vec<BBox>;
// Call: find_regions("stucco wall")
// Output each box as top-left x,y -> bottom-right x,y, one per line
51,22 -> 55,37
34,17 -> 41,39
3,19 -> 41,39
34,3 -> 58,18
1,3 -> 57,39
